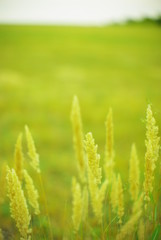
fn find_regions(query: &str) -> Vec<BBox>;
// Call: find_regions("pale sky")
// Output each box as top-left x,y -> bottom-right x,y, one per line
0,0 -> 161,25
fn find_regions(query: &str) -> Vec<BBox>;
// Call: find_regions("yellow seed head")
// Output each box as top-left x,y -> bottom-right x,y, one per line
14,133 -> 24,181
72,177 -> 83,233
110,174 -> 118,213
88,170 -> 107,223
146,105 -> 160,164
85,132 -> 107,223
23,170 -> 40,215
25,125 -> 40,173
117,174 -> 124,224
85,132 -> 102,185
129,144 -> 139,201
71,96 -> 85,182
6,168 -> 31,239
104,108 -> 115,183
88,170 -> 98,208
144,105 -> 160,205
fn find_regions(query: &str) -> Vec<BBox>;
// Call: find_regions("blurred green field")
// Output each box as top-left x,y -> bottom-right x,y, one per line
0,23 -> 161,238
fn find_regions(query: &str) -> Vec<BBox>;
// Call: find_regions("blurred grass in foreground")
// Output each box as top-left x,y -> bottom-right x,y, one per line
0,23 -> 161,237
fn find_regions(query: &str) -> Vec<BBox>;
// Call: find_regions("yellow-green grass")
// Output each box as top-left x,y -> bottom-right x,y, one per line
0,23 -> 161,238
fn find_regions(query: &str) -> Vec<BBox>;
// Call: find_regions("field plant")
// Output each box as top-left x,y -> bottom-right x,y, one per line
0,126 -> 53,240
0,96 -> 161,240
71,96 -> 161,240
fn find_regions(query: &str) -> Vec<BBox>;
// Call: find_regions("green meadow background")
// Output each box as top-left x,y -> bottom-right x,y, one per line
0,23 -> 161,238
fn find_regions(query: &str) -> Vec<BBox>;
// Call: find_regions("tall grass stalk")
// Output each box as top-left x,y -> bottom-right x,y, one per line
25,125 -> 53,239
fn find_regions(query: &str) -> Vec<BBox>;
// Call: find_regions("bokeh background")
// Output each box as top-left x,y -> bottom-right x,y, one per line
0,0 -> 161,238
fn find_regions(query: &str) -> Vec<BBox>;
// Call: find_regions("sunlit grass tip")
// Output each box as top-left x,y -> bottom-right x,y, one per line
6,167 -> 31,239
23,169 -> 40,215
85,132 -> 102,185
85,132 -> 107,223
143,105 -> 160,206
25,125 -> 40,173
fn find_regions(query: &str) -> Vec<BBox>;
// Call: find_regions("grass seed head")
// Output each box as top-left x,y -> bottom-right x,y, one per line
25,125 -> 40,173
23,169 -> 40,215
6,167 -> 31,239
85,132 -> 102,185
143,105 -> 160,205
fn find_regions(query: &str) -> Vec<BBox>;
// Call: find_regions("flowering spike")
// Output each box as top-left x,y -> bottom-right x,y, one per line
6,168 -> 31,239
23,170 -> 40,215
71,96 -> 85,182
85,132 -> 102,185
143,105 -> 160,205
25,125 -> 40,173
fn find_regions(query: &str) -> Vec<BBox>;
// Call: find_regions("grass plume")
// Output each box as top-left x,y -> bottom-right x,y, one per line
25,125 -> 40,173
85,132 -> 107,223
85,132 -> 102,185
6,167 -> 31,240
23,169 -> 40,215
143,105 -> 160,205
